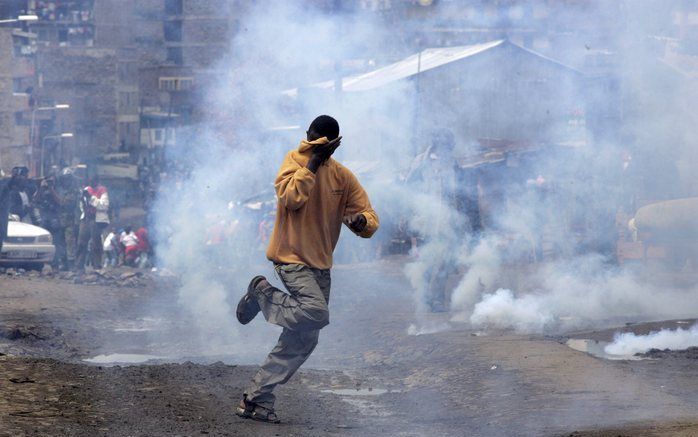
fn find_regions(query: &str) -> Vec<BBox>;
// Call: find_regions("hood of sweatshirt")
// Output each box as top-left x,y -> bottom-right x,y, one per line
298,137 -> 329,153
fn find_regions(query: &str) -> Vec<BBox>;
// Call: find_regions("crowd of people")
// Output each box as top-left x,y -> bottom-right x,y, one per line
1,166 -> 150,273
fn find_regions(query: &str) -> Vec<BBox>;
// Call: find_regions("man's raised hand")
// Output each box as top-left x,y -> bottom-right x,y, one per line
308,136 -> 342,173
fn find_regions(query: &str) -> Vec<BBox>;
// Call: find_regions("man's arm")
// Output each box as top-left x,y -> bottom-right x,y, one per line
343,171 -> 379,238
275,153 -> 316,211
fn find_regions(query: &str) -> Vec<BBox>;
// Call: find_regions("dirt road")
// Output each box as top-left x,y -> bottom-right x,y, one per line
1,261 -> 697,436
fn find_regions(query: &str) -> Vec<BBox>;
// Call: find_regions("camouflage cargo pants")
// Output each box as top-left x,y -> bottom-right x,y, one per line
245,263 -> 331,409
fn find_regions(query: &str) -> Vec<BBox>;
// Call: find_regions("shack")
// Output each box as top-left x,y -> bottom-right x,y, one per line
288,39 -> 587,157
314,40 -> 587,253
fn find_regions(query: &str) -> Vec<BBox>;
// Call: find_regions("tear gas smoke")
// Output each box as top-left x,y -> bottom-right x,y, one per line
153,132 -> 280,359
457,252 -> 698,334
469,289 -> 552,333
604,324 -> 698,355
151,1 -> 698,350
406,321 -> 450,337
152,3 -> 395,358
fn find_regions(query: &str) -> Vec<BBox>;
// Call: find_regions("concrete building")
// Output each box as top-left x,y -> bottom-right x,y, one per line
27,0 -> 153,168
35,46 -> 127,165
0,27 -> 36,172
31,0 -> 95,47
80,0 -> 243,164
4,0 -> 698,175
163,0 -> 240,69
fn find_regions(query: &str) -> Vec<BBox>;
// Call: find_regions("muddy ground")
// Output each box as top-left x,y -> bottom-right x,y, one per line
1,259 -> 697,436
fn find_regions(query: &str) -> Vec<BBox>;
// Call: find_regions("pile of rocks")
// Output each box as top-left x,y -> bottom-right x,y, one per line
1,267 -> 42,277
0,266 -> 150,288
61,270 -> 147,288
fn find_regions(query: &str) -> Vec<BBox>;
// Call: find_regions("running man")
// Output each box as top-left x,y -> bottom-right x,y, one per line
235,115 -> 379,423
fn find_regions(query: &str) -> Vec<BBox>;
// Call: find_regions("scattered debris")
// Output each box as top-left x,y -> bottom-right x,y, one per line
9,376 -> 36,384
638,347 -> 698,359
9,410 -> 59,418
1,325 -> 47,341
0,265 -> 162,288
68,269 -> 147,287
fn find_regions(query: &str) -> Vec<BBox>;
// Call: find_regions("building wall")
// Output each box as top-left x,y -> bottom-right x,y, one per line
133,0 -> 167,65
138,65 -> 194,110
93,0 -> 134,48
94,0 -> 166,65
0,28 -> 32,172
36,47 -> 121,162
9,0 -> 697,173
163,0 -> 242,68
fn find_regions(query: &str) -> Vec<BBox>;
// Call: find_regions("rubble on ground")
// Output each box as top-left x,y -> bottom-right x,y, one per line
0,323 -> 61,343
638,347 -> 698,359
0,266 -> 160,288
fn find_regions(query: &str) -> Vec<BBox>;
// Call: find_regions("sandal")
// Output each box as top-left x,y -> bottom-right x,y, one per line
236,276 -> 266,325
235,398 -> 280,424
250,405 -> 280,423
235,398 -> 252,418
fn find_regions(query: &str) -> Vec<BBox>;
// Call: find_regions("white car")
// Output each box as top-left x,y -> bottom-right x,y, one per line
1,215 -> 56,268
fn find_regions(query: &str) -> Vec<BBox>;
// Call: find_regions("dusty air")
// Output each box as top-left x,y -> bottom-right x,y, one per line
0,1 -> 696,436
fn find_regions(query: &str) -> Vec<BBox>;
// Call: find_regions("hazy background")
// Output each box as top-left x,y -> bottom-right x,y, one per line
149,1 -> 698,359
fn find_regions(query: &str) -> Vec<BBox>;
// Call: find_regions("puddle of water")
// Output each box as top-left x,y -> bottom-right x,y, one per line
565,339 -> 645,361
83,353 -> 166,365
322,388 -> 393,396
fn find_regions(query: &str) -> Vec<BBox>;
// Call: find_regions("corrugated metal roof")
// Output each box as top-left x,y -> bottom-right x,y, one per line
284,40 -> 505,96
284,39 -> 583,96
334,39 -> 505,92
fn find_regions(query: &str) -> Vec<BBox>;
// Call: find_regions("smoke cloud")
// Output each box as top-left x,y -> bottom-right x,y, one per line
150,0 -> 698,352
604,324 -> 698,355
469,289 -> 552,333
151,3 -> 401,359
456,252 -> 698,334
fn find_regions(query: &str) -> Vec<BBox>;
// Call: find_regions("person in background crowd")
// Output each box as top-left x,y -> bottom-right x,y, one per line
0,170 -> 15,253
75,175 -> 110,272
55,168 -> 80,270
134,226 -> 151,267
102,227 -> 118,268
257,210 -> 275,251
120,226 -> 139,266
109,186 -> 122,224
33,175 -> 62,268
114,227 -> 125,265
9,167 -> 38,224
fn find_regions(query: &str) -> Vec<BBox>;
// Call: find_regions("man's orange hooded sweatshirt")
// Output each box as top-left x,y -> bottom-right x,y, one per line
266,137 -> 379,269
